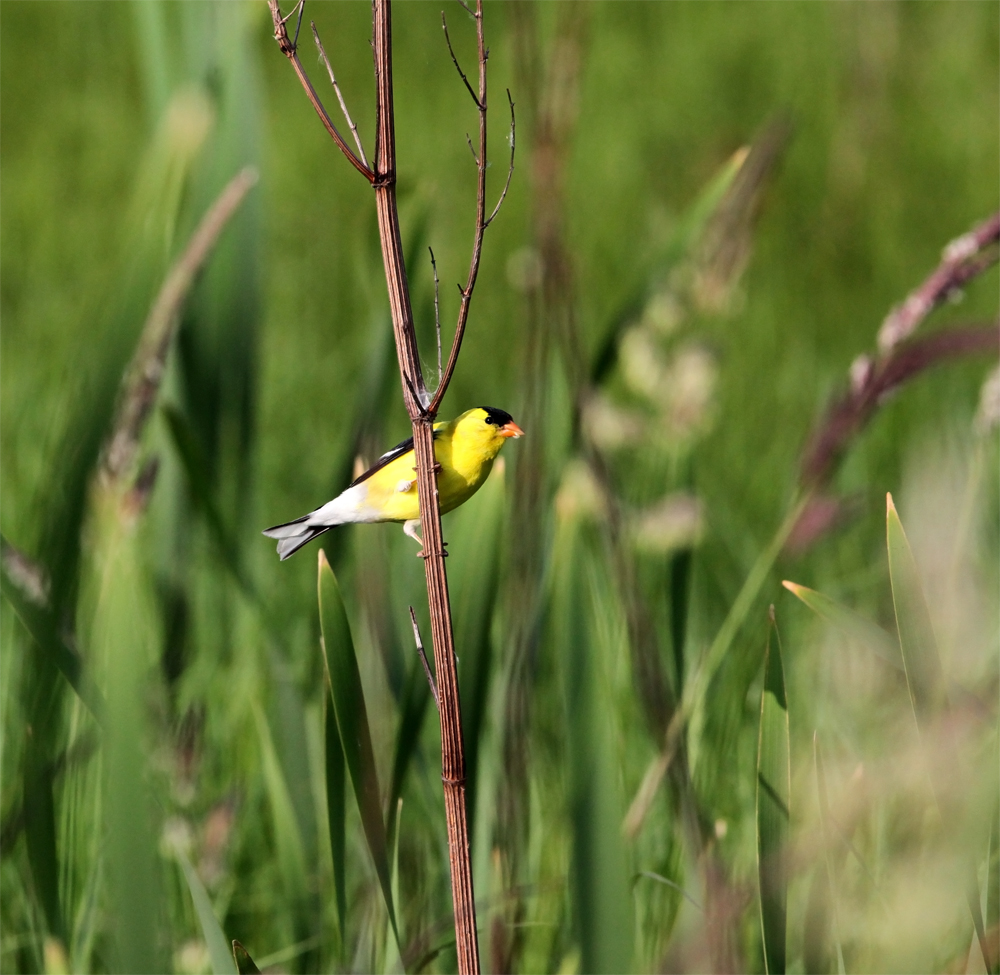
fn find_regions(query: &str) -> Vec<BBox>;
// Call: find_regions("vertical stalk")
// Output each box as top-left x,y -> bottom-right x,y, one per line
371,3 -> 480,972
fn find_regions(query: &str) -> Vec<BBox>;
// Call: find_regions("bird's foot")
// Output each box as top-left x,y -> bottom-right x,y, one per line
403,519 -> 423,553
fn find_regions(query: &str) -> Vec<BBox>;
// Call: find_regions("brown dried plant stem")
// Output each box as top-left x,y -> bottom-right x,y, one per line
268,1 -> 512,970
372,3 -> 478,969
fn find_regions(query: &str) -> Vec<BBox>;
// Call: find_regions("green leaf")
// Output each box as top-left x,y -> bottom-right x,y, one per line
589,144 -> 749,385
781,580 -> 902,671
885,494 -> 948,727
886,493 -> 988,966
0,555 -> 105,724
386,643 -> 431,851
161,405 -> 249,595
171,838 -> 238,975
93,509 -> 165,974
251,704 -> 308,917
686,497 -> 806,778
231,941 -> 261,975
802,863 -> 831,975
451,459 -> 506,827
757,608 -> 789,975
669,546 -> 693,693
812,734 -> 846,975
552,511 -> 633,975
987,798 -> 999,975
317,551 -> 399,947
324,691 -> 347,952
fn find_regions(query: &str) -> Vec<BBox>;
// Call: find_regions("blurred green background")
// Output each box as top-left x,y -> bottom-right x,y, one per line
1,2 -> 997,973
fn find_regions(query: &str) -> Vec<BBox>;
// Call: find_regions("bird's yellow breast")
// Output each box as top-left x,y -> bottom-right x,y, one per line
359,419 -> 499,524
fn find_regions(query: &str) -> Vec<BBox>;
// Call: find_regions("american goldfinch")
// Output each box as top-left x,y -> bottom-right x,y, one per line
263,406 -> 524,560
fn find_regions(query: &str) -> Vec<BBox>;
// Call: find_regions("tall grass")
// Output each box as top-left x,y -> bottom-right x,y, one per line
2,3 -> 998,973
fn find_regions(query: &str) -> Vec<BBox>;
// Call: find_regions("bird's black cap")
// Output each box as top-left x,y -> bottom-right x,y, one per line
480,406 -> 513,427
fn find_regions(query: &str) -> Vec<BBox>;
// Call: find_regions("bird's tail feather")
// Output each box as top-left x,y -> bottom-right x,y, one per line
275,526 -> 330,560
262,516 -> 332,561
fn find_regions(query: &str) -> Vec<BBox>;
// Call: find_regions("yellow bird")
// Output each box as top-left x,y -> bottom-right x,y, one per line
263,407 -> 524,560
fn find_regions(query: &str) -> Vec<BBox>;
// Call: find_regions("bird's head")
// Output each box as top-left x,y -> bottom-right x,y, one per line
453,406 -> 524,457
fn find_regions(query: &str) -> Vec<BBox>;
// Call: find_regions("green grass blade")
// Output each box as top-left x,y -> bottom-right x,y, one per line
757,608 -> 790,975
669,546 -> 693,693
317,551 -> 399,947
385,798 -> 403,974
161,404 -> 249,593
386,644 -> 431,849
781,580 -> 902,670
173,2 -> 262,520
232,941 -> 261,975
686,497 -> 806,777
171,837 -> 238,975
987,798 -> 999,974
324,691 -> 348,951
553,512 -> 634,975
0,557 -> 105,723
451,458 -> 506,827
22,684 -> 63,948
590,144 -> 748,385
93,509 -> 165,973
812,734 -> 846,975
251,703 -> 308,922
886,494 -> 948,725
886,493 -> 989,965
802,864 -> 831,975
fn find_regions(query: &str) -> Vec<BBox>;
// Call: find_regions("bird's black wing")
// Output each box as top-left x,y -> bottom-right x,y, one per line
348,429 -> 440,488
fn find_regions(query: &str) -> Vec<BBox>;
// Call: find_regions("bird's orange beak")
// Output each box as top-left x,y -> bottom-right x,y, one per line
499,421 -> 524,439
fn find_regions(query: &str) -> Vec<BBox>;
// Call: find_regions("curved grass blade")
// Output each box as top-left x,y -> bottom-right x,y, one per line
669,546 -> 693,693
886,495 -> 948,724
161,405 -> 250,595
757,608 -> 790,975
324,691 -> 347,951
812,734 -> 846,975
886,493 -> 989,967
802,864 -> 831,975
781,580 -> 902,671
450,458 -> 506,826
0,555 -> 105,724
986,798 -> 999,974
552,513 -> 633,975
589,141 -> 749,385
317,551 -> 399,947
386,642 -> 431,850
171,838 -> 238,975
251,703 -> 308,922
93,507 -> 166,974
232,941 -> 261,975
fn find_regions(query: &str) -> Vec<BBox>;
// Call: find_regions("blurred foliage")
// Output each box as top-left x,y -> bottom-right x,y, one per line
1,2 -> 998,973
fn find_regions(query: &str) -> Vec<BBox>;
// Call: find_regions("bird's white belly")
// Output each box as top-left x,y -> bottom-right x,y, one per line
310,483 -> 383,525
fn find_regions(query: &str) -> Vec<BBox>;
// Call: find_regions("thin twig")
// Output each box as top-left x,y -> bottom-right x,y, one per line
430,248 -> 442,380
465,132 -> 479,166
103,167 -> 259,485
268,0 -> 374,183
442,12 -> 482,109
404,371 -> 430,416
292,0 -> 305,51
279,0 -> 303,28
410,606 -> 440,710
312,22 -> 369,170
428,0 -> 494,415
485,89 -> 515,227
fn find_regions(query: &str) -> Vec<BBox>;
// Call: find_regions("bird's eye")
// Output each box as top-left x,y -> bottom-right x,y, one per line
484,415 -> 494,425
